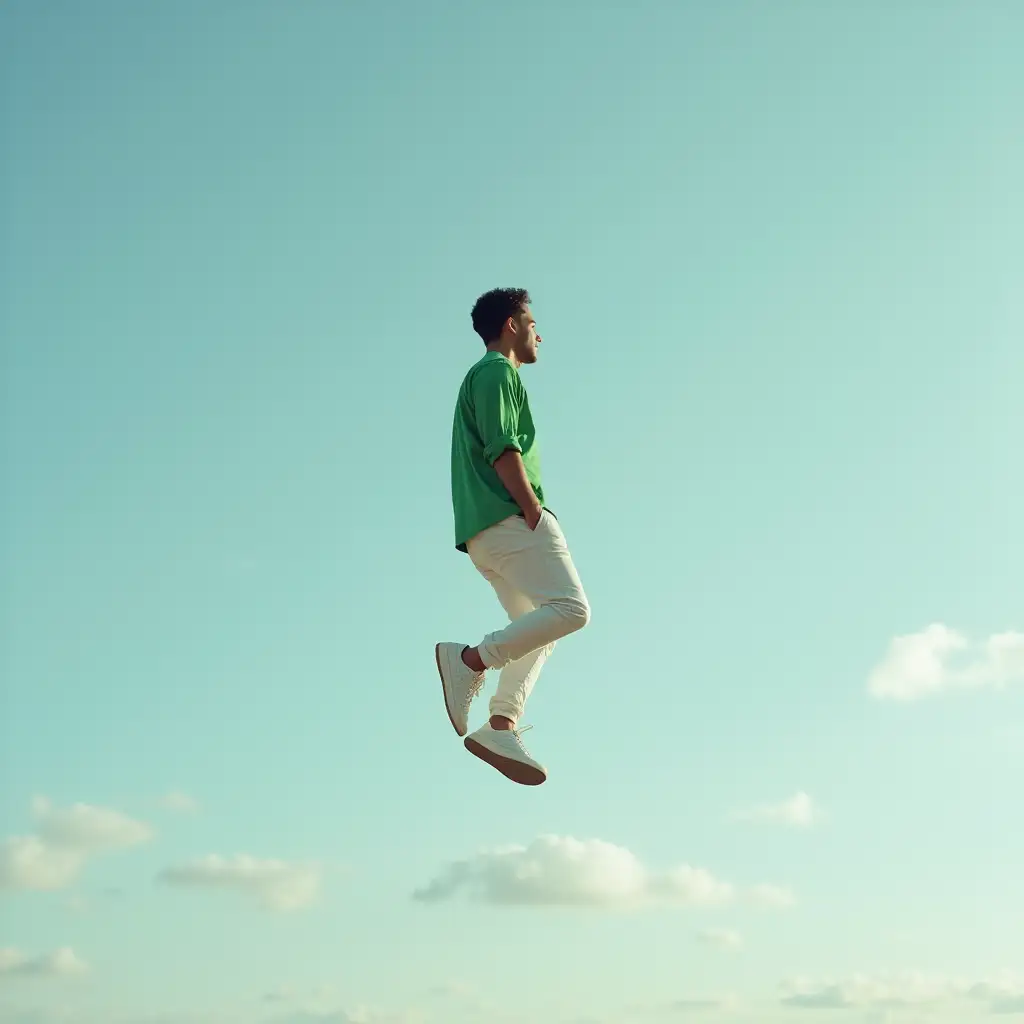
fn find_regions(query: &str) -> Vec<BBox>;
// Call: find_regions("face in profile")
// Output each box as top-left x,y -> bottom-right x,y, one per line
512,305 -> 541,364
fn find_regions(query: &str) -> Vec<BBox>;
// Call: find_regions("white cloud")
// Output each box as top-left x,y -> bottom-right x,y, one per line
867,624 -> 1024,701
780,972 -> 1024,1012
265,988 -> 302,1004
0,798 -> 152,892
734,792 -> 816,827
969,976 -> 1024,1015
650,864 -> 735,906
697,928 -> 742,951
0,837 -> 83,891
609,994 -> 739,1018
159,791 -> 199,814
412,835 -> 769,909
0,947 -> 88,980
159,854 -> 321,911
261,985 -> 350,1020
31,797 -> 152,851
748,884 -> 796,909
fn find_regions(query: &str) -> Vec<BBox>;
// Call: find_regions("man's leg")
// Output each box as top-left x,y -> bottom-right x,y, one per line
453,512 -> 588,785
465,510 -> 589,713
472,566 -> 556,729
437,511 -> 588,783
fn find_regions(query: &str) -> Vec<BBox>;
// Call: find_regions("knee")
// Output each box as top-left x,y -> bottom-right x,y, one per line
558,596 -> 590,633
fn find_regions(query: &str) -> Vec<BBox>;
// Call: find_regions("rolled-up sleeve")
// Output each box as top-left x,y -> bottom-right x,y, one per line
474,363 -> 524,465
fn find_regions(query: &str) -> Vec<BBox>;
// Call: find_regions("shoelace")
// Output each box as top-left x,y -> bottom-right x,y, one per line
509,723 -> 534,755
458,673 -> 485,713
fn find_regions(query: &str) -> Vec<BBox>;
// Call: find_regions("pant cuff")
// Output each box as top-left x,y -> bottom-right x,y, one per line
477,641 -> 502,671
488,702 -> 520,725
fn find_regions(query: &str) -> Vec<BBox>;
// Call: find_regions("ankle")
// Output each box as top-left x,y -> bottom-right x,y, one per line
489,715 -> 515,731
461,646 -> 487,673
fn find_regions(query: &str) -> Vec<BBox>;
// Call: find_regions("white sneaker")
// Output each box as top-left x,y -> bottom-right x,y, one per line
435,642 -> 485,737
464,723 -> 547,786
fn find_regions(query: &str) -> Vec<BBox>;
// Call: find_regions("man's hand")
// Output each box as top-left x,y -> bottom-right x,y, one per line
493,449 -> 544,529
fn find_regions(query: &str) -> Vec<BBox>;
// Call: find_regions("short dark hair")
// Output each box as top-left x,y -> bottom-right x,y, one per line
470,287 -> 531,345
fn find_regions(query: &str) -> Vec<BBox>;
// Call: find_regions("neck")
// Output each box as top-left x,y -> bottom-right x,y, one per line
486,341 -> 521,369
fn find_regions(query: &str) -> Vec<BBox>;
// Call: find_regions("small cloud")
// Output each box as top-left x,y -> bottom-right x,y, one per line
159,791 -> 199,814
969,976 -> 1024,1015
748,884 -> 796,909
781,972 -> 1024,1016
31,797 -> 152,851
596,994 -> 741,1020
413,835 -> 738,909
697,928 -> 742,951
733,792 -> 816,827
159,854 -> 321,911
650,865 -> 735,906
265,988 -> 299,1004
781,972 -> 971,1011
867,624 -> 1024,702
0,836 -> 83,892
666,997 -> 736,1013
781,982 -> 852,1009
0,798 -> 152,893
0,947 -> 88,980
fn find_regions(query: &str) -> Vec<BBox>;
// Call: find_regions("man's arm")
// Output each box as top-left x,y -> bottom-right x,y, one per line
493,449 -> 543,529
473,364 -> 544,529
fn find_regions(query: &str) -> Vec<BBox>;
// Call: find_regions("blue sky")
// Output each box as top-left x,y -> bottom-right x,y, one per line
1,1 -> 1022,1022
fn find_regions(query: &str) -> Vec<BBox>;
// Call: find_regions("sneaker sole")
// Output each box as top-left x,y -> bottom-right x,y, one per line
464,735 -> 547,786
435,643 -> 466,737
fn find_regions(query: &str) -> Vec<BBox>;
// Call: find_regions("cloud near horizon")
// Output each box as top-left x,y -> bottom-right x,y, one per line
749,884 -> 797,909
0,797 -> 153,892
0,947 -> 88,980
262,994 -> 424,1024
733,792 -> 817,827
159,790 -> 199,814
413,835 -> 792,910
697,928 -> 743,950
868,624 -> 1024,701
159,854 -> 322,911
781,971 -> 1024,1013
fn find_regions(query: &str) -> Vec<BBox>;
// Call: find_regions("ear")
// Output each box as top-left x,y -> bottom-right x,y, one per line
506,316 -> 518,335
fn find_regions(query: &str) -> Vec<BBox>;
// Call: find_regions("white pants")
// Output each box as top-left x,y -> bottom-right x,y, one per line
466,509 -> 590,724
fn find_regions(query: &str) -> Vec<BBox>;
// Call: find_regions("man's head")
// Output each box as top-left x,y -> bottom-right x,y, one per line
470,287 -> 542,367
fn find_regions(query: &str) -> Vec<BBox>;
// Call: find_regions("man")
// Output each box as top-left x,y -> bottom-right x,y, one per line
435,288 -> 591,786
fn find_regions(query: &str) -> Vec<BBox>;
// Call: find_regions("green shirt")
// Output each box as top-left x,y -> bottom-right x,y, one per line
450,350 -> 545,552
